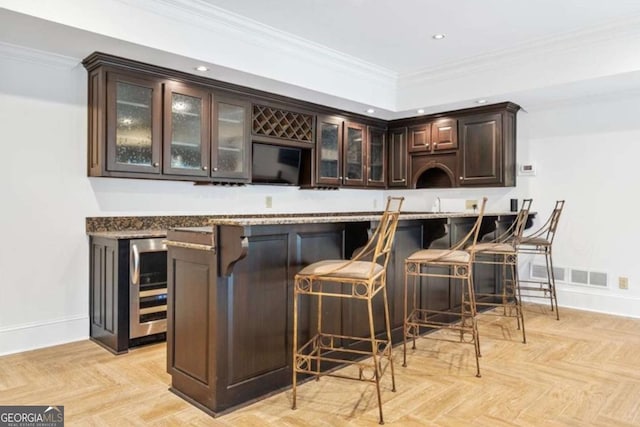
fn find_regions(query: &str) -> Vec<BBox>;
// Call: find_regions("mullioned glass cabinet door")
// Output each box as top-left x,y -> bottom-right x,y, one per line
163,83 -> 210,177
316,115 -> 343,186
367,126 -> 386,187
106,72 -> 162,174
212,96 -> 251,181
343,122 -> 366,186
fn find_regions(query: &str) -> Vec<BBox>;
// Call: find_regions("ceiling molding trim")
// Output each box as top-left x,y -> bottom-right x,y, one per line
0,41 -> 79,69
399,13 -> 640,87
116,0 -> 397,84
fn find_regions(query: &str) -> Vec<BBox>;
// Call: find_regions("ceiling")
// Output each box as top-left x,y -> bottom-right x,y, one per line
198,0 -> 640,75
1,0 -> 640,118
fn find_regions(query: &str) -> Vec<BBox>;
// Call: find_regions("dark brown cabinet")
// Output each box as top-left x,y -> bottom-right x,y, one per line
343,121 -> 367,186
315,117 -> 373,187
86,56 -> 251,183
86,54 -> 520,190
458,105 -> 517,187
431,117 -> 458,151
90,237 -> 128,354
211,96 -> 251,181
408,118 -> 457,154
163,82 -> 210,178
105,72 -> 163,175
366,126 -> 387,187
316,115 -> 343,186
408,123 -> 430,153
388,127 -> 408,187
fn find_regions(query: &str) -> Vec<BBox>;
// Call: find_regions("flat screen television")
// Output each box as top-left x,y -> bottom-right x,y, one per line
251,143 -> 302,186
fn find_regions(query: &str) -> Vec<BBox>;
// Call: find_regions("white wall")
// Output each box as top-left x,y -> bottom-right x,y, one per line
514,95 -> 640,317
2,43 -> 638,356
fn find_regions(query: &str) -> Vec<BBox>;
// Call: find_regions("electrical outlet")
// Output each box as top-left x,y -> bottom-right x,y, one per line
265,196 -> 273,209
619,276 -> 629,290
465,199 -> 478,210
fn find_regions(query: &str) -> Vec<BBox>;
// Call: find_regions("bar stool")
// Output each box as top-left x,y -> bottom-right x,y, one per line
292,196 -> 404,425
403,197 -> 487,377
517,200 -> 565,320
472,199 -> 532,343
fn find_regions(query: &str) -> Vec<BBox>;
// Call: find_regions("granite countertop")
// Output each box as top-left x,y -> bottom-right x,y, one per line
87,229 -> 170,239
207,211 -> 516,226
87,211 -> 519,238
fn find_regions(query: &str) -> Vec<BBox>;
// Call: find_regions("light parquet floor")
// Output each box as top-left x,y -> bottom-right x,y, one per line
2,304 -> 640,426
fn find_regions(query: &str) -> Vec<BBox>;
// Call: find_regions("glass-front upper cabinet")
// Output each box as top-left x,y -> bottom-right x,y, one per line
163,83 -> 210,177
367,126 -> 386,187
343,122 -> 366,187
106,73 -> 162,174
212,95 -> 251,181
316,115 -> 343,186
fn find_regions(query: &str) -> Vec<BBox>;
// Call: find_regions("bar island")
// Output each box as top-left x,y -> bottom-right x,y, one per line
164,211 -> 521,416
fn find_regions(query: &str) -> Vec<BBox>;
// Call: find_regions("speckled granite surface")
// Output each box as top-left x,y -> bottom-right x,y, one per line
87,211 -> 517,238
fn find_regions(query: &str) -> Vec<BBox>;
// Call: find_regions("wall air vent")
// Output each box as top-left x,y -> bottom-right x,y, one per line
531,264 -> 609,288
588,271 -> 608,287
570,269 -> 589,285
530,263 -> 566,282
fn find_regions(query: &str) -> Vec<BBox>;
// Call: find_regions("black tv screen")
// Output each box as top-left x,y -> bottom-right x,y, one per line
252,143 -> 302,185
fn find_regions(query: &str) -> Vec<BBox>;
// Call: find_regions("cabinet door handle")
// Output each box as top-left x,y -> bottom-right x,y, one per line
459,176 -> 464,180
202,166 -> 208,171
433,143 -> 438,148
401,178 -> 406,182
153,162 -> 159,167
213,167 -> 218,172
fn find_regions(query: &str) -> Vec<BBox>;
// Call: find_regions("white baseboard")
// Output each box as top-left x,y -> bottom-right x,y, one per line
0,315 -> 89,356
522,287 -> 640,319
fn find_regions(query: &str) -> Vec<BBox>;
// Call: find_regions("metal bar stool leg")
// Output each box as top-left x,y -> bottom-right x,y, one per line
382,281 -> 396,393
367,296 -> 384,425
292,279 -> 299,410
548,248 -> 560,320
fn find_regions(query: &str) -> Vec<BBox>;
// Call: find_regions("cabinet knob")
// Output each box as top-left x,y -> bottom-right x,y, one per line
153,162 -> 159,167
213,167 -> 218,172
202,166 -> 208,171
401,178 -> 406,182
459,176 -> 463,180
345,177 -> 350,180
433,143 -> 438,148
339,176 -> 343,180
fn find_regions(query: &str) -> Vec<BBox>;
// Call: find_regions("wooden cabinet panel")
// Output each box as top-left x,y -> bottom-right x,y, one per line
408,124 -> 431,153
431,118 -> 458,151
458,112 -> 502,186
167,245 -> 218,410
227,233 -> 289,384
89,237 -> 129,354
388,127 -> 408,187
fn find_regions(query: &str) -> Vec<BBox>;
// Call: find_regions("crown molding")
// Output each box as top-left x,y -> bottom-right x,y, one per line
115,0 -> 397,84
399,13 -> 640,87
0,41 -> 79,69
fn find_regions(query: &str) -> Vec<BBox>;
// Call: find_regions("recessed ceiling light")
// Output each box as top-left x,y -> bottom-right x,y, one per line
417,109 -> 425,114
366,108 -> 375,114
432,34 -> 445,40
476,99 -> 488,104
195,65 -> 209,72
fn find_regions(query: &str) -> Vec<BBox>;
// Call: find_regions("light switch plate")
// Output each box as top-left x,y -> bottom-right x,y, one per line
518,163 -> 536,176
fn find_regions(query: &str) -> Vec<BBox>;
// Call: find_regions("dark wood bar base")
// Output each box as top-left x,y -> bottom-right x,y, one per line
165,213 -> 523,416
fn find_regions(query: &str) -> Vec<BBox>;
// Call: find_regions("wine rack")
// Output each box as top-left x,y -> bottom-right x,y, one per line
252,104 -> 313,143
